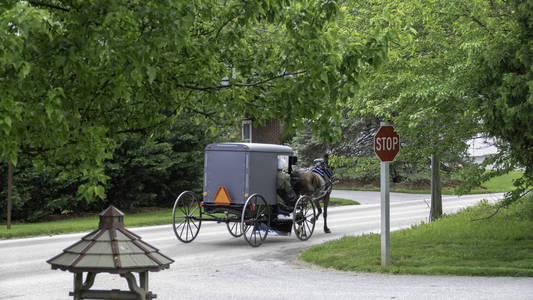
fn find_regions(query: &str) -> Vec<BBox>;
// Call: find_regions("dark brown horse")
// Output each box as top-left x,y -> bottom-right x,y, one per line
291,158 -> 334,233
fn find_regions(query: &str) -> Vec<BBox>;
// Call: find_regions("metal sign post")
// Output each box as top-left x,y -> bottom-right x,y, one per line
374,123 -> 400,266
380,160 -> 391,265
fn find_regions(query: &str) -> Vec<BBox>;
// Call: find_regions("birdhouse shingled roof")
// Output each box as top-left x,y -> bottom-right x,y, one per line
47,206 -> 174,274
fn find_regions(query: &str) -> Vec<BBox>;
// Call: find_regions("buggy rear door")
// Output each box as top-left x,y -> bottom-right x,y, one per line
204,150 -> 246,205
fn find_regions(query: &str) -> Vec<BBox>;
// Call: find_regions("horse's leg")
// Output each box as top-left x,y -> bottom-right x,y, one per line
323,192 -> 331,233
312,198 -> 322,224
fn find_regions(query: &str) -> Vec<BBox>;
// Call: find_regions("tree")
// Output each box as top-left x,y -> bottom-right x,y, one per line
348,0 -> 480,160
472,0 -> 533,203
0,0 -> 389,207
289,125 -> 330,167
104,117 -> 218,211
290,109 -> 464,189
0,115 -> 219,221
333,1 -> 480,220
289,112 -> 381,181
343,0 -> 532,215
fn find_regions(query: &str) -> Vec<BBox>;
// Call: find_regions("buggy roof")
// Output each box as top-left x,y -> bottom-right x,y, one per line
205,142 -> 293,154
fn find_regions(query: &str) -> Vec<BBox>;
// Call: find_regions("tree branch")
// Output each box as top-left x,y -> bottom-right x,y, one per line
176,70 -> 306,91
215,15 -> 237,39
469,15 -> 487,30
28,1 -> 70,12
471,207 -> 500,221
28,46 -> 60,62
184,105 -> 216,119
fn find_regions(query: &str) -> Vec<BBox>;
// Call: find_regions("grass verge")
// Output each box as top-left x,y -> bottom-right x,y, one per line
0,198 -> 357,239
330,197 -> 360,206
473,170 -> 524,193
299,195 -> 533,277
336,171 -> 523,195
0,209 -> 174,239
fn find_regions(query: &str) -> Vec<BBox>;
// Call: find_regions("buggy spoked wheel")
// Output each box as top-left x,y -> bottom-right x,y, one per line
293,195 -> 316,241
241,194 -> 270,247
172,191 -> 202,243
227,221 -> 243,237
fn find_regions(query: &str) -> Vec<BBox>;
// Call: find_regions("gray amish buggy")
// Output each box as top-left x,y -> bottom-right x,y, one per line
171,142 -> 317,247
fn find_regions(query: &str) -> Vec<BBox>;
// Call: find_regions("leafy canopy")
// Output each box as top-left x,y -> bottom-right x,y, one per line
345,0 -> 532,200
0,0 -> 389,201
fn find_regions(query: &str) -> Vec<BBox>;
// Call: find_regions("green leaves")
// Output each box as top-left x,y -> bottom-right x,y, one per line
19,61 -> 30,78
3,116 -> 12,131
0,0 -> 385,202
347,0 -> 486,159
146,66 -> 157,83
342,0 -> 531,201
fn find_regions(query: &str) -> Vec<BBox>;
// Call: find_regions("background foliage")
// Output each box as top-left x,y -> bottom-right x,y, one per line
2,0 -> 531,222
0,116 -> 217,221
330,0 -> 530,199
1,0 -> 389,205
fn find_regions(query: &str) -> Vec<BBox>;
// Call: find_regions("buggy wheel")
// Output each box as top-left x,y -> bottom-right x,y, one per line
227,221 -> 243,237
293,195 -> 316,241
241,194 -> 270,247
172,191 -> 202,243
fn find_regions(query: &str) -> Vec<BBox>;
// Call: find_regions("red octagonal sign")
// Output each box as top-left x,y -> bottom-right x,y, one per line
374,125 -> 400,162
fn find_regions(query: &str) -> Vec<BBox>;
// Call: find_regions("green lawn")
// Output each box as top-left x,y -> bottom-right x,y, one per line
0,209 -> 174,239
473,170 -> 524,193
299,196 -> 533,277
336,171 -> 524,195
330,197 -> 360,206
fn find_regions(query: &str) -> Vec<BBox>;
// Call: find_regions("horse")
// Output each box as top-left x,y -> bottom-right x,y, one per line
290,155 -> 334,234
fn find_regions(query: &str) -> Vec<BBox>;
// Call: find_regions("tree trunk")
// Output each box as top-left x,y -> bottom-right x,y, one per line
430,153 -> 442,221
7,162 -> 12,230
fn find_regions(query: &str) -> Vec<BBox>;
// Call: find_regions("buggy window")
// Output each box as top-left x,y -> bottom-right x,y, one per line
242,120 -> 252,142
277,155 -> 288,171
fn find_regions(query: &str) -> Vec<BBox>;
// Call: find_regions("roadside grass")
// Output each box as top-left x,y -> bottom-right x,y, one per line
472,170 -> 524,193
0,198 -> 357,239
0,209 -> 174,239
299,195 -> 533,277
330,197 -> 360,206
336,171 -> 523,195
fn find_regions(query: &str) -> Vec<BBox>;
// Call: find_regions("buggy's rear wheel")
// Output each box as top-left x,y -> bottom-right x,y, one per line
172,191 -> 202,243
293,195 -> 316,241
241,194 -> 270,247
227,221 -> 243,237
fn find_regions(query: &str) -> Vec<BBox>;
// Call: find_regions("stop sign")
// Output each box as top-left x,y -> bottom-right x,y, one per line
374,125 -> 400,162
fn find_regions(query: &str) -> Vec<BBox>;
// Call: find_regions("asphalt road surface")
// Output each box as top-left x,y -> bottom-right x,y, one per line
1,191 -> 532,300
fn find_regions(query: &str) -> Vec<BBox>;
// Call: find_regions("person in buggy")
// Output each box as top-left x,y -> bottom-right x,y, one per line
276,155 -> 298,220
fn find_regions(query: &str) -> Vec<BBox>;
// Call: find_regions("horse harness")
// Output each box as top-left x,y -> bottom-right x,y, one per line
310,162 -> 334,200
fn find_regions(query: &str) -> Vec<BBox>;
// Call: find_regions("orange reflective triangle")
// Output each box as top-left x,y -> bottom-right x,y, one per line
214,186 -> 232,206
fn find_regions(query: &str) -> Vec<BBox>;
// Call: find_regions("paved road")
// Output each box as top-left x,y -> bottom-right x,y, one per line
1,191 -> 532,300
331,190 -> 497,206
